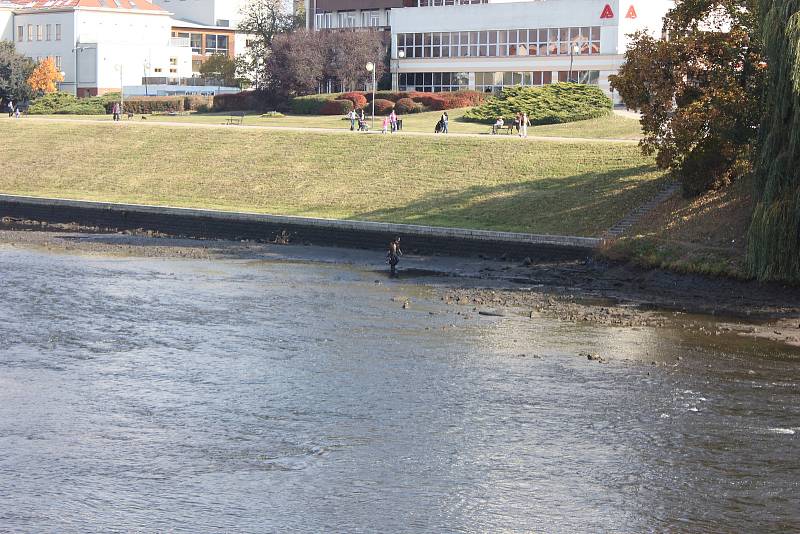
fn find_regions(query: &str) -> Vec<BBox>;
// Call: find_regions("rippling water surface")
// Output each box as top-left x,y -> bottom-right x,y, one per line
0,247 -> 798,532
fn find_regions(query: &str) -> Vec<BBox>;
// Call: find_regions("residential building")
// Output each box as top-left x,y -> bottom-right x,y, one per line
155,0 -> 251,75
391,0 -> 673,100
304,0 -> 399,31
0,0 -> 193,96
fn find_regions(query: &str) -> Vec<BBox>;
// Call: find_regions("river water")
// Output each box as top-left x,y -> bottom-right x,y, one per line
0,246 -> 798,533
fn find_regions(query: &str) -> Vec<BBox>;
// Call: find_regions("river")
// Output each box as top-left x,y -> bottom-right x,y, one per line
0,246 -> 798,532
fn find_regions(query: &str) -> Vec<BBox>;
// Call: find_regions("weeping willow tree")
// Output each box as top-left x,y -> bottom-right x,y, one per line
747,0 -> 800,282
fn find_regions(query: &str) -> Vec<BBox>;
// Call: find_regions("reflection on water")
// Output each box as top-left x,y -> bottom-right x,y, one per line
0,248 -> 798,532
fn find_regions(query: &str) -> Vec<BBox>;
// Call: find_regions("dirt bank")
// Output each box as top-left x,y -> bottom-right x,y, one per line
1,223 -> 798,349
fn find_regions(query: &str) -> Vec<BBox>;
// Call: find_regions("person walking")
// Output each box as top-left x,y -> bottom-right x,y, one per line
387,237 -> 402,275
381,115 -> 389,134
112,101 -> 121,121
389,109 -> 397,133
441,111 -> 449,134
347,109 -> 356,131
519,112 -> 530,138
7,99 -> 14,118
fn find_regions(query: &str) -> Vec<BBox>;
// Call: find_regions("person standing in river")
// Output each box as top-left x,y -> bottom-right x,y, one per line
387,237 -> 402,275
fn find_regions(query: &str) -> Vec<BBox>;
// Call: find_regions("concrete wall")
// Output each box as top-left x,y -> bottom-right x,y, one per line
0,195 -> 600,261
155,0 -> 249,28
0,7 -> 13,42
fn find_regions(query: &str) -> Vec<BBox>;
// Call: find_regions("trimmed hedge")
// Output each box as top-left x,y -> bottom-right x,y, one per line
183,95 -> 213,111
320,99 -> 354,115
410,90 -> 485,111
395,97 -> 423,114
463,83 -> 612,125
114,97 -> 184,114
28,92 -> 116,115
373,98 -> 395,115
337,92 -> 367,109
367,91 -> 410,102
288,93 -> 339,114
213,91 -> 260,112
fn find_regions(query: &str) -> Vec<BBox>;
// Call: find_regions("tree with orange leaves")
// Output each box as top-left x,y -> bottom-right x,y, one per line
27,57 -> 63,95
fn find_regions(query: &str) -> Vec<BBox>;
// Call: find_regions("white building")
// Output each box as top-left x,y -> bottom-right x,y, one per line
0,0 -> 193,97
391,0 -> 673,99
155,0 -> 251,62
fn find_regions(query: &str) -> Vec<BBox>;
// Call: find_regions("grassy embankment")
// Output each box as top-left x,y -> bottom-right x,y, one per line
601,177 -> 753,278
1,118 -> 663,237
26,107 -> 644,139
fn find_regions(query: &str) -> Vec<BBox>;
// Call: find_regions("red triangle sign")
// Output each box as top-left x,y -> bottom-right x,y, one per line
601,4 -> 615,18
626,5 -> 637,18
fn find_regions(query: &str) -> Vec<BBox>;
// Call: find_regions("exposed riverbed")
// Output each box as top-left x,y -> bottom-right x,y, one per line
0,230 -> 798,532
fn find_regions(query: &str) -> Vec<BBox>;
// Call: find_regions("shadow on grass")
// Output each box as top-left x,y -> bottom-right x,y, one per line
355,165 -> 663,236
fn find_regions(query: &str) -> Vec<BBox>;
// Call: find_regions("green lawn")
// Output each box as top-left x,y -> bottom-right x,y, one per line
0,120 -> 664,236
27,107 -> 643,139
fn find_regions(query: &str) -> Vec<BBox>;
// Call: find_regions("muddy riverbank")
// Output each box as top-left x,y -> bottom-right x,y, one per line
1,223 -> 798,351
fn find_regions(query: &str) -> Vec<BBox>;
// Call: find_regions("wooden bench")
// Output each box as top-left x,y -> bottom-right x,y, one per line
491,122 -> 516,135
225,111 -> 245,125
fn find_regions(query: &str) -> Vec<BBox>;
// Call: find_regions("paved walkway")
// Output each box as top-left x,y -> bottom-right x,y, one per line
18,116 -> 641,145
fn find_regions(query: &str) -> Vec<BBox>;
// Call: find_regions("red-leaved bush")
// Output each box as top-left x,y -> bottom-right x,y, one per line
337,92 -> 368,109
320,99 -> 354,115
372,98 -> 395,114
395,97 -> 421,114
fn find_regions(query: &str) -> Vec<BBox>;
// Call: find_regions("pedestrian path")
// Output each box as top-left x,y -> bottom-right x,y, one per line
19,116 -> 641,145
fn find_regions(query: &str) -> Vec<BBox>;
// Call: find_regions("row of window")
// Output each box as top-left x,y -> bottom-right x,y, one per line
315,10 -> 388,30
397,26 -> 601,59
172,32 -> 230,55
415,0 -> 487,5
17,23 -> 62,42
398,70 -> 600,92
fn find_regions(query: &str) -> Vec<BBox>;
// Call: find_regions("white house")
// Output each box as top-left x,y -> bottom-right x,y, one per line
155,0 -> 251,60
390,0 -> 674,99
2,0 -> 193,96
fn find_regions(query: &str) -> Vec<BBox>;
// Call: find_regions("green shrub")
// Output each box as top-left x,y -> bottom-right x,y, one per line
115,97 -> 184,114
463,83 -> 612,125
320,99 -> 354,115
213,91 -> 258,112
289,93 -> 339,114
196,104 -> 212,113
53,101 -> 107,114
183,95 -> 213,111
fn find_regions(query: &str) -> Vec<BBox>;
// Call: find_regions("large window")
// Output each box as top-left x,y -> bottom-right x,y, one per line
399,72 -> 469,92
337,11 -> 357,28
475,71 -> 553,91
558,70 -> 600,84
398,26 -> 601,59
45,24 -> 51,41
361,10 -> 380,27
36,25 -> 42,41
189,33 -> 202,53
55,24 -> 61,41
27,24 -> 33,41
315,11 -> 333,29
205,34 -> 229,55
17,25 -> 22,42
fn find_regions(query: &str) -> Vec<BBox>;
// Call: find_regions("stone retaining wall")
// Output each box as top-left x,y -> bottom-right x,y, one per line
0,195 -> 600,260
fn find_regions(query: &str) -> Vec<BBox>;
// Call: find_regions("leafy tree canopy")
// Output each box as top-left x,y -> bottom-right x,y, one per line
610,0 -> 765,195
0,41 -> 36,102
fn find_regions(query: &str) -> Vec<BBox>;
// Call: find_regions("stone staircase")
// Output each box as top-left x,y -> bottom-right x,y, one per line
604,181 -> 681,239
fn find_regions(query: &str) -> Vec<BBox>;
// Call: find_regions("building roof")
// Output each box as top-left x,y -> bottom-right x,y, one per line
8,0 -> 166,12
170,17 -> 234,31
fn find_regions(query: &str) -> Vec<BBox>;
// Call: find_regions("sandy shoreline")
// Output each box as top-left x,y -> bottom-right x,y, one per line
2,221 -> 799,350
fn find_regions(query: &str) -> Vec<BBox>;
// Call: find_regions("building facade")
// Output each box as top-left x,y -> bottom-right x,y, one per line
304,0 -> 401,31
156,0 -> 251,75
391,0 -> 673,99
0,0 -> 193,96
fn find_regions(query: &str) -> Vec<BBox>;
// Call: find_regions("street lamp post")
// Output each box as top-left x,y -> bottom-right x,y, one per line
365,61 -> 376,130
568,42 -> 582,83
394,49 -> 405,90
114,64 -> 124,114
143,59 -> 151,96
